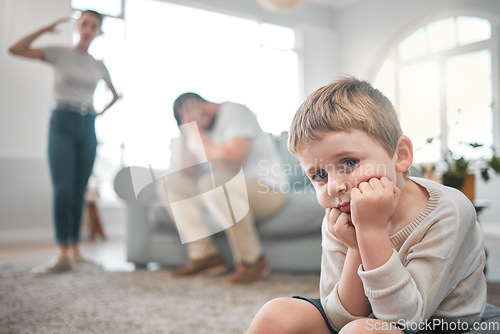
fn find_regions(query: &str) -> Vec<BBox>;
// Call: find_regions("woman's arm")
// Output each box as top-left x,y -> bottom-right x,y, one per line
8,18 -> 68,59
97,81 -> 120,115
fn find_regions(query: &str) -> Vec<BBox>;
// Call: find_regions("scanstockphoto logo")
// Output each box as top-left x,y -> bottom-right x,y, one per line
128,121 -> 249,244
366,318 -> 500,333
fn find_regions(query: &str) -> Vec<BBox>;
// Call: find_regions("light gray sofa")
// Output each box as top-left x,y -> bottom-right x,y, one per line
113,132 -> 325,271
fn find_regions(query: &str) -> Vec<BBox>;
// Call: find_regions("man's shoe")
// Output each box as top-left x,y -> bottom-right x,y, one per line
225,257 -> 270,284
32,256 -> 72,275
170,255 -> 227,277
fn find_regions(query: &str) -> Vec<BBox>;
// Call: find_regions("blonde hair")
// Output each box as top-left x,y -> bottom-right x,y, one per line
288,76 -> 402,156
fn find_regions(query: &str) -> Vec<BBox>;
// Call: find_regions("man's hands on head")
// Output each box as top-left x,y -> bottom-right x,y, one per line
180,100 -> 203,126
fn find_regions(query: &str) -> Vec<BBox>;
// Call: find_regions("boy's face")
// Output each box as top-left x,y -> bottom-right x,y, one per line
296,129 -> 397,212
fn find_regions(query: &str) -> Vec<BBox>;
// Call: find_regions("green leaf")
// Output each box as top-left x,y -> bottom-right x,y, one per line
489,154 -> 500,173
481,168 -> 490,182
468,142 -> 483,148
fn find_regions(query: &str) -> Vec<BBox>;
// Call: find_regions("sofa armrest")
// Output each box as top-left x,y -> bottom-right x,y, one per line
114,166 -> 159,202
113,167 -> 138,201
114,167 -> 157,265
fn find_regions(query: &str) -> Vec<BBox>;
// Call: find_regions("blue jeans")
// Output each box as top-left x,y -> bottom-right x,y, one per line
48,108 -> 97,247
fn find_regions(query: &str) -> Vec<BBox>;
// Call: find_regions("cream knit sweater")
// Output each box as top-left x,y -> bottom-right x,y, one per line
320,177 -> 486,332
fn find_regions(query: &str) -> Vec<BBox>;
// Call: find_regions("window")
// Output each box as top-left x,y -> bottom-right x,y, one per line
71,0 -> 124,18
122,0 -> 299,169
375,16 -> 494,165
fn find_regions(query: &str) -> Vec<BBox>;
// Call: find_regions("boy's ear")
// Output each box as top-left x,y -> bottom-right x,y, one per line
395,135 -> 413,173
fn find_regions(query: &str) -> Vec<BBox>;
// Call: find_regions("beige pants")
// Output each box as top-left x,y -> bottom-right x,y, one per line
158,170 -> 285,264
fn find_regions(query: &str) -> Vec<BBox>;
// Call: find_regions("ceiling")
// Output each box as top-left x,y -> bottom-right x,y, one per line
309,0 -> 365,9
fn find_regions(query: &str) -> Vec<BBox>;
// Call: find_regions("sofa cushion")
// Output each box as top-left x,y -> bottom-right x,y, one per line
148,205 -> 177,231
276,132 -> 312,189
469,303 -> 500,333
148,190 -> 324,239
257,191 -> 324,238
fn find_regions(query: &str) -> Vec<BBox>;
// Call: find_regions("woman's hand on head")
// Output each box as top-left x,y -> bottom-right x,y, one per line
8,17 -> 70,59
42,17 -> 69,34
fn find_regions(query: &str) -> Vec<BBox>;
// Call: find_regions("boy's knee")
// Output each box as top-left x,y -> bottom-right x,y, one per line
339,319 -> 369,334
248,298 -> 302,334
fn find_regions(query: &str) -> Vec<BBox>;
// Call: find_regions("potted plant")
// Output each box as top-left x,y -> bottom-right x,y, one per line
442,153 -> 469,189
441,143 -> 500,200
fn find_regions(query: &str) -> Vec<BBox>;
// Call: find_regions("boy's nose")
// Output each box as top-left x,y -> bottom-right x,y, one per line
327,177 -> 348,196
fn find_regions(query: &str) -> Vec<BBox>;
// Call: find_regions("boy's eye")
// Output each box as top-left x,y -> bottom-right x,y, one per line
341,158 -> 358,169
312,169 -> 328,181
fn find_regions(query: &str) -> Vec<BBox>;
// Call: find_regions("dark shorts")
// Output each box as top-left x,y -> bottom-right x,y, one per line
291,296 -> 339,333
291,296 -> 457,334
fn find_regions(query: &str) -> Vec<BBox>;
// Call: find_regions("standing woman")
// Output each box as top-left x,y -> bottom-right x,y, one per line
9,10 -> 119,273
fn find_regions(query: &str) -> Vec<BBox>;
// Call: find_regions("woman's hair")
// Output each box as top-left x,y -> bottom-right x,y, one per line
288,76 -> 402,156
173,92 -> 207,126
81,10 -> 103,27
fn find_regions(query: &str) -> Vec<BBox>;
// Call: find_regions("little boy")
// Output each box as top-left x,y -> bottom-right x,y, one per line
248,77 -> 486,333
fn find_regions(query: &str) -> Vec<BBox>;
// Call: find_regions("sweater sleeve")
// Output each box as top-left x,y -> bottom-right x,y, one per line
320,182 -> 485,333
319,217 -> 367,331
357,188 -> 485,332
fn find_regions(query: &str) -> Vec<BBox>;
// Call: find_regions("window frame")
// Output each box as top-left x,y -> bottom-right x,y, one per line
373,15 -> 500,164
71,0 -> 125,19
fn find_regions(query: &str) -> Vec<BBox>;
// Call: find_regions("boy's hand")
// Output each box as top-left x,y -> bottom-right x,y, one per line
350,177 -> 400,231
326,208 -> 357,249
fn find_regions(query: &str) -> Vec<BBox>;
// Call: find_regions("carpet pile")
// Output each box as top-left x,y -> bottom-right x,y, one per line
1,264 -> 499,333
0,264 -> 319,333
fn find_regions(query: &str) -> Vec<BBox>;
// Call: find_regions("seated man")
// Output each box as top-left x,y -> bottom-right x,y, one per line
157,92 -> 286,284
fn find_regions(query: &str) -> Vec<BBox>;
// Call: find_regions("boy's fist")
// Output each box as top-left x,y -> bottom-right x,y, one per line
350,176 -> 400,231
326,207 -> 357,249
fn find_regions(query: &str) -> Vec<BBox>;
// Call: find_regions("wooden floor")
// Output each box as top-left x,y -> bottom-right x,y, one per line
1,229 -> 500,281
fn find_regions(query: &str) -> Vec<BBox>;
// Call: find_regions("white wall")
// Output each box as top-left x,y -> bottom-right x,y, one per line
335,0 -> 500,226
1,0 -> 71,158
0,0 -> 70,243
299,23 -> 340,96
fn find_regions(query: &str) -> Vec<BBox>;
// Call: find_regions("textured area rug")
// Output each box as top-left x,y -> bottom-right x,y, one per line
0,265 -> 319,334
1,264 -> 499,334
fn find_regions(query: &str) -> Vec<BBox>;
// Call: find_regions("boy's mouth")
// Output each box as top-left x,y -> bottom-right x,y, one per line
338,202 -> 351,213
